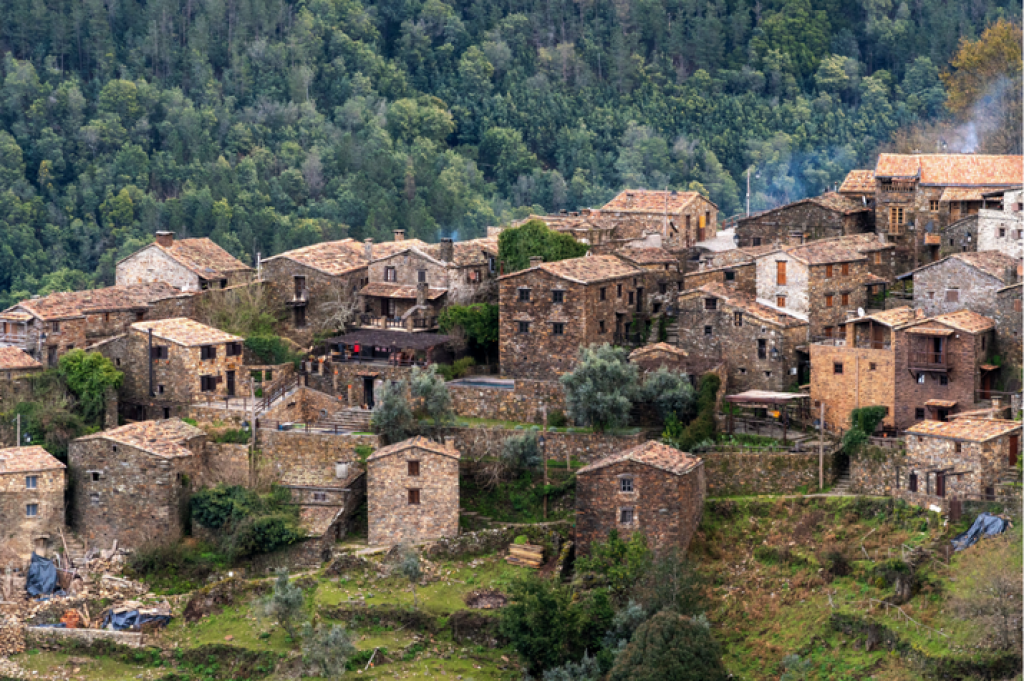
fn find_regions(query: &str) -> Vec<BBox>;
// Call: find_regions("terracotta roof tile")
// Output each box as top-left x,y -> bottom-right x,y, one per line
8,282 -> 182,321
603,190 -> 715,213
747,192 -> 869,221
158,238 -> 252,278
857,306 -> 917,328
536,255 -> 642,283
782,240 -> 867,265
359,282 -> 447,300
875,154 -> 1023,185
629,343 -> 689,361
450,237 -> 499,267
905,418 -> 1021,443
950,251 -> 1019,281
369,240 -> 431,259
366,435 -> 459,462
299,506 -> 346,537
839,169 -> 875,194
615,247 -> 679,265
939,187 -> 1009,202
131,317 -> 243,346
263,239 -> 368,276
0,347 -> 42,371
74,419 -> 204,458
0,446 -> 65,473
577,440 -> 702,476
928,309 -> 995,334
691,283 -> 808,329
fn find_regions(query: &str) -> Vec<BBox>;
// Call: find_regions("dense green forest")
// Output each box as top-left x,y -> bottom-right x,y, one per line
0,0 -> 1019,306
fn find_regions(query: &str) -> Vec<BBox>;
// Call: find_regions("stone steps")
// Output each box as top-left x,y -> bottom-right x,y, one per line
318,408 -> 373,432
829,473 -> 852,495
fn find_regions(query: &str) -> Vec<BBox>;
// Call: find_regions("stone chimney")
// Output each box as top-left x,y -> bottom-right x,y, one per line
416,281 -> 427,307
529,256 -> 544,268
915,309 -> 926,319
625,192 -> 635,207
581,208 -> 591,216
439,237 -> 454,263
104,387 -> 118,429
155,231 -> 175,248
991,395 -> 1003,410
364,238 -> 373,261
393,229 -> 405,242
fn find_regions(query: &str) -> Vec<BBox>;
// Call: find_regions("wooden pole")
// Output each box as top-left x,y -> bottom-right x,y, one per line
542,433 -> 548,521
819,401 -> 825,490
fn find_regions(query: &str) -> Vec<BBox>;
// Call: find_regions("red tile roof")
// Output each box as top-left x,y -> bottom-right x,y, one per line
536,255 -> 642,284
939,186 -> 1008,202
156,238 -> 252,278
577,440 -> 702,476
8,283 -> 182,321
745,192 -> 869,221
783,240 -> 866,265
366,436 -> 460,462
689,283 -> 808,329
857,306 -> 918,328
839,169 -> 875,194
75,419 -> 205,458
928,309 -> 995,334
603,190 -> 716,213
615,247 -> 679,265
263,239 -> 368,276
906,418 -> 1020,443
875,154 -> 1023,186
0,347 -> 42,371
904,251 -> 1018,283
0,446 -> 65,473
131,317 -> 243,346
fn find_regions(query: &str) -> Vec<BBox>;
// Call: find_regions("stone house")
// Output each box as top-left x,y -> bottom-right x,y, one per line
600,190 -> 719,250
97,318 -> 246,421
735,192 -> 873,248
994,283 -> 1022,381
0,346 -> 42,381
614,247 -> 683,314
366,436 -> 460,546
116,232 -> 254,292
939,189 -> 1023,259
809,308 -> 998,432
69,419 -> 204,548
498,255 -> 648,379
900,251 -> 1019,320
842,154 -> 1022,269
0,446 -> 66,559
898,418 -> 1021,511
686,245 -> 776,297
837,169 -> 877,202
676,283 -> 808,392
754,235 -> 894,339
575,441 -> 705,556
0,282 -> 184,367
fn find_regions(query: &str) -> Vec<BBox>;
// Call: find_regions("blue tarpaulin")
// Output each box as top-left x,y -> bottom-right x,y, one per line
102,609 -> 172,631
951,512 -> 1009,552
25,553 -> 57,597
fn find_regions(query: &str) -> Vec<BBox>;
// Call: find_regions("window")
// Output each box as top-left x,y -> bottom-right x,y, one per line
915,408 -> 925,419
764,371 -> 772,378
619,508 -> 634,524
552,290 -> 565,303
51,321 -> 60,333
1016,299 -> 1022,312
135,311 -> 145,322
417,270 -> 426,283
825,294 -> 834,307
600,287 -> 607,301
869,362 -> 877,371
90,493 -> 100,506
945,289 -> 959,302
408,461 -> 420,476
724,270 -> 736,282
734,312 -> 743,327
917,374 -> 925,384
103,312 -> 110,324
552,322 -> 565,335
841,293 -> 850,306
313,492 -> 327,502
163,407 -> 171,419
384,266 -> 397,282
928,291 -> 935,299
517,321 -> 530,334
908,473 -> 918,492
91,471 -> 101,482
200,345 -> 217,360
628,291 -> 635,304
151,346 -> 169,360
929,200 -> 940,211
776,261 -> 787,285
704,325 -> 713,337
752,237 -> 762,246
954,442 -> 962,453
826,264 -> 834,278
518,288 -> 531,302
25,475 -> 37,489
617,284 -> 623,298
824,326 -> 834,339
704,298 -> 717,310
873,252 -> 883,265
659,283 -> 667,294
599,320 -> 606,333
739,368 -> 747,374
841,263 -> 850,276
226,342 -> 243,357
26,504 -> 38,517
620,477 -> 633,493
294,305 -> 306,327
156,384 -> 165,395
999,228 -> 1006,238
889,207 -> 906,233
200,375 -> 217,392
833,362 -> 843,374
757,339 -> 767,359
408,489 -> 421,505
776,296 -> 786,308
940,375 -> 948,386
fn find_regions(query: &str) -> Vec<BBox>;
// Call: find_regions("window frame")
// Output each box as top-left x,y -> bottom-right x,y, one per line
551,322 -> 565,335
408,460 -> 420,477
517,320 -> 530,334
552,289 -> 565,304
407,488 -> 421,505
518,288 -> 531,302
25,475 -> 38,489
619,476 -> 634,493
26,503 -> 38,517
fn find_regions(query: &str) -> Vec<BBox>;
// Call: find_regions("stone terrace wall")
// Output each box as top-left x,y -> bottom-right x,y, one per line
849,454 -> 900,496
448,427 -> 644,465
701,451 -> 835,497
258,431 -> 378,486
199,443 -> 250,488
262,386 -> 343,424
448,379 -> 566,423
188,406 -> 247,427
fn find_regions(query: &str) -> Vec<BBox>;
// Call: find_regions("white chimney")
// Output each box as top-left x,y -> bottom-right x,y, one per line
335,461 -> 350,479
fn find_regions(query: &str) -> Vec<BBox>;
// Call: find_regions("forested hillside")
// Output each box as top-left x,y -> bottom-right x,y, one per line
0,0 -> 1019,305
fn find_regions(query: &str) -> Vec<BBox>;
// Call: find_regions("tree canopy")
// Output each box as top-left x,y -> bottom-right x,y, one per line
498,219 -> 590,273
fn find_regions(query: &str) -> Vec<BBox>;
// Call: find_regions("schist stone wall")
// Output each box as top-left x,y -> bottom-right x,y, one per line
912,259 -> 1011,319
448,427 -> 645,464
448,380 -> 567,423
736,200 -> 870,246
261,386 -> 342,424
69,438 -> 201,548
575,460 -> 705,556
262,258 -> 365,346
367,443 -> 460,546
700,451 -> 835,496
259,431 -> 378,486
809,343 -> 897,431
0,467 -> 65,557
903,431 -> 1019,501
994,285 -> 1022,376
198,443 -> 250,488
684,263 -> 756,297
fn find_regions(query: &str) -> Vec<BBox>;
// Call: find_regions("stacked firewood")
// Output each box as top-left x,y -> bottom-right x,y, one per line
504,543 -> 544,568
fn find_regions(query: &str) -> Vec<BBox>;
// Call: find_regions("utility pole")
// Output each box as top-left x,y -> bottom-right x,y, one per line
819,401 -> 825,490
540,433 -> 548,521
746,166 -> 754,217
16,414 -> 20,448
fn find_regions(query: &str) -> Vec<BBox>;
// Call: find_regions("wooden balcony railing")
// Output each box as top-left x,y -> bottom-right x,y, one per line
909,351 -> 948,371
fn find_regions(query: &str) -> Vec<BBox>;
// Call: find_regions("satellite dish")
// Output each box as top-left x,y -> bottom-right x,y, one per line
857,307 -> 865,317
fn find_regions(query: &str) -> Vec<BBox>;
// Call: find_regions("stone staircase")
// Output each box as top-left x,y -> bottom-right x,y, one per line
665,319 -> 680,344
829,470 -> 852,495
317,408 -> 373,433
58,533 -> 88,567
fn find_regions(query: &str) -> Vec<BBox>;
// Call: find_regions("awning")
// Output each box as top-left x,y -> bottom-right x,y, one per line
979,364 -> 999,372
725,390 -> 809,405
925,399 -> 957,408
329,329 -> 454,351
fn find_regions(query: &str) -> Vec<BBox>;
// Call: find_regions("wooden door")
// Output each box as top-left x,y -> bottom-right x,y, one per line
936,473 -> 946,498
226,370 -> 236,397
872,325 -> 884,349
1010,433 -> 1019,468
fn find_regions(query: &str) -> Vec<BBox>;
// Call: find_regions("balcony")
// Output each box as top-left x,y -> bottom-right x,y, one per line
909,351 -> 949,372
357,315 -> 438,332
287,289 -> 309,306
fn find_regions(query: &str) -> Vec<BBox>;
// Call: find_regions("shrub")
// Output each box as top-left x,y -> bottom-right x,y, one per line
514,535 -> 529,545
638,367 -> 696,425
501,431 -> 542,470
262,571 -> 305,640
662,373 -> 719,452
395,544 -> 423,608
842,405 -> 889,458
575,530 -> 652,598
608,610 -> 727,681
302,623 -> 356,676
354,445 -> 374,463
190,485 -> 303,559
212,428 -> 250,444
547,409 -> 568,428
371,379 -> 416,444
561,344 -> 639,432
244,335 -> 302,367
411,365 -> 455,434
498,220 -> 589,273
57,350 -> 123,425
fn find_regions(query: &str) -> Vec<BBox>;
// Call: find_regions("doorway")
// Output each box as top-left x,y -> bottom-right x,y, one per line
363,377 -> 376,409
226,370 -> 236,397
1010,433 -> 1019,468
